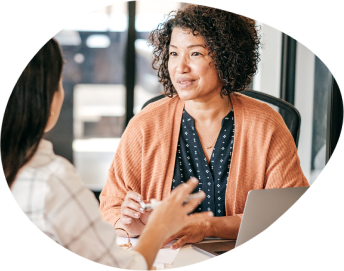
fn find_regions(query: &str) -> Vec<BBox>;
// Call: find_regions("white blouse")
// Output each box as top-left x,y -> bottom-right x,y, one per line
11,139 -> 147,269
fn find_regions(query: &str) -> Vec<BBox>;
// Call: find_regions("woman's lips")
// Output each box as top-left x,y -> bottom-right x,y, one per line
177,79 -> 196,89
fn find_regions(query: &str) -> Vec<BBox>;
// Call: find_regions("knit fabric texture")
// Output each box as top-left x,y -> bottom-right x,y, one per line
99,93 -> 309,225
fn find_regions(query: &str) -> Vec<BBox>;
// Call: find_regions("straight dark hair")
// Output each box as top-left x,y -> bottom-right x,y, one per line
1,38 -> 64,188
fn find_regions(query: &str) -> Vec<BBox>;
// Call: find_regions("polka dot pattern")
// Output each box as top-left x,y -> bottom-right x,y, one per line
172,109 -> 235,216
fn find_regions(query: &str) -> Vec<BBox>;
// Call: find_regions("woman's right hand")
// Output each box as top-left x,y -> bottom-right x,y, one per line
118,191 -> 150,236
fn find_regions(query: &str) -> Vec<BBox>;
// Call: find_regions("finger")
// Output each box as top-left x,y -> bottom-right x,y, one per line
162,229 -> 185,247
171,235 -> 189,249
170,177 -> 199,202
126,191 -> 143,202
126,198 -> 145,213
161,238 -> 172,248
182,191 -> 206,214
162,233 -> 180,247
122,207 -> 142,219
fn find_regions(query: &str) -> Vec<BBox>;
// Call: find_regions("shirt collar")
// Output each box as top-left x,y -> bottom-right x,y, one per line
25,139 -> 55,168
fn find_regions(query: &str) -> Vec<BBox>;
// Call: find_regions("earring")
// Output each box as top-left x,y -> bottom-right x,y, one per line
50,112 -> 54,116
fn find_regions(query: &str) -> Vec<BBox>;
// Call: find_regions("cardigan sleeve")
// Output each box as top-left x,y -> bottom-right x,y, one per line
99,120 -> 143,225
233,120 -> 308,220
227,94 -> 309,220
264,118 -> 309,189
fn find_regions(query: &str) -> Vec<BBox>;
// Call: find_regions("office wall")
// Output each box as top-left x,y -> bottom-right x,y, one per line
252,22 -> 324,183
252,22 -> 282,98
294,43 -> 315,181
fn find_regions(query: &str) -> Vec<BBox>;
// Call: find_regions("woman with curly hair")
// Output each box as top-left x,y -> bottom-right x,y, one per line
100,4 -> 308,249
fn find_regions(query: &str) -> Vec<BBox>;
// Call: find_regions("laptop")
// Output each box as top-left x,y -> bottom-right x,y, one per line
192,186 -> 309,257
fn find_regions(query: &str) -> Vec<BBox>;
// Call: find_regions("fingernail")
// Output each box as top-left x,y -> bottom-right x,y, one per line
138,196 -> 142,201
128,218 -> 132,223
140,208 -> 144,213
135,212 -> 139,217
191,177 -> 198,183
208,211 -> 214,217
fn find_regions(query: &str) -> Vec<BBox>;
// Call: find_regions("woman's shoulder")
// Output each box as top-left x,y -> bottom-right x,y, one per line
232,92 -> 286,129
19,140 -> 81,187
30,154 -> 89,210
135,95 -> 179,119
50,156 -> 79,181
12,141 -> 83,220
125,95 -> 181,133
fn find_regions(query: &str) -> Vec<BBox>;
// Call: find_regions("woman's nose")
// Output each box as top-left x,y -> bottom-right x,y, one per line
175,57 -> 190,74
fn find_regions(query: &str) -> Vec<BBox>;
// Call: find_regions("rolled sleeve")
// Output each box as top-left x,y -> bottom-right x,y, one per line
100,119 -> 143,225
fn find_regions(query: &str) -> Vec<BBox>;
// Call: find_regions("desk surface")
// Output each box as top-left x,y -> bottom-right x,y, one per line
162,239 -> 231,269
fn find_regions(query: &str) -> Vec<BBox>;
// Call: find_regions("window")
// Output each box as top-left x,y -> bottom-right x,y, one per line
52,1 -> 183,191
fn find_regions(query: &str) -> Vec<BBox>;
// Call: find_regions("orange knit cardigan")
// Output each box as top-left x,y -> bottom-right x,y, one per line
100,93 -> 309,225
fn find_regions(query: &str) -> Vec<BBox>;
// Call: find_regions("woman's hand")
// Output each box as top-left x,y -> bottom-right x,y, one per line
118,191 -> 150,236
133,178 -> 213,269
162,221 -> 209,249
144,178 -> 213,241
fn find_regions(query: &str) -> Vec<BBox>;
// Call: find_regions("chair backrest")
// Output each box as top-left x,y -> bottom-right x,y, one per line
141,90 -> 301,147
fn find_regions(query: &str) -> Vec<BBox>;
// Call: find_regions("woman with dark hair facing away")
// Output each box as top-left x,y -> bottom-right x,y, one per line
1,38 -> 212,269
100,4 -> 309,249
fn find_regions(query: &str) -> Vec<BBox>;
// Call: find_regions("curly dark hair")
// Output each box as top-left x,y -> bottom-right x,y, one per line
147,4 -> 261,97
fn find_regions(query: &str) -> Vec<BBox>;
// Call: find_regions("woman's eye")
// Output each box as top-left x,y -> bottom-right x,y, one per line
169,52 -> 177,56
191,52 -> 201,56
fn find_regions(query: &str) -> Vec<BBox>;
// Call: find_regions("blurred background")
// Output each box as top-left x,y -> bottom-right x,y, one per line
47,1 -> 342,198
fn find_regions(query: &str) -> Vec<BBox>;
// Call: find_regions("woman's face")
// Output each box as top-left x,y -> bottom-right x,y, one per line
168,27 -> 223,102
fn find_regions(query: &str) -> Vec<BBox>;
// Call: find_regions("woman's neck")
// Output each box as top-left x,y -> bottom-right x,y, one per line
184,94 -> 232,125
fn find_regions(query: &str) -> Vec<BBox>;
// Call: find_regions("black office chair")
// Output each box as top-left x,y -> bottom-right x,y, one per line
141,90 -> 301,148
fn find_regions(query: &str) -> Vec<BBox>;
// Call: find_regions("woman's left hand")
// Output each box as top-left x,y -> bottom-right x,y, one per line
162,221 -> 209,249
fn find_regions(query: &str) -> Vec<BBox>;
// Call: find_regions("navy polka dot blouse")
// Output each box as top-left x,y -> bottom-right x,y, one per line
171,109 -> 235,216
